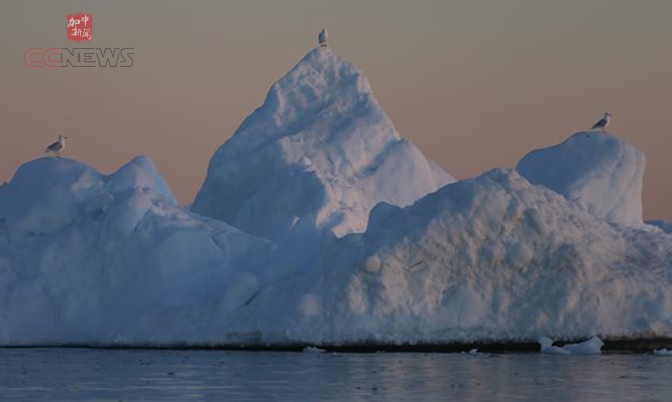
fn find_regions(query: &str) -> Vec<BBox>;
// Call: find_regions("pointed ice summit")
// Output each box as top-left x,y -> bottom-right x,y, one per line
192,45 -> 453,241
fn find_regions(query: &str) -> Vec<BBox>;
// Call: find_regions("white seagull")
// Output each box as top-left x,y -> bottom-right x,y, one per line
318,28 -> 328,47
45,134 -> 68,158
591,112 -> 611,131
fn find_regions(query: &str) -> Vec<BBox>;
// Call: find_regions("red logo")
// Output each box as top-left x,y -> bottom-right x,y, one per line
66,13 -> 92,42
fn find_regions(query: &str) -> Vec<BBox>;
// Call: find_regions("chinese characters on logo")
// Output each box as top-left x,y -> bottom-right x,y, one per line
67,13 -> 92,41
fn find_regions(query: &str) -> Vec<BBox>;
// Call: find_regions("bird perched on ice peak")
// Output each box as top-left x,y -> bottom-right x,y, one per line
318,28 -> 328,47
591,111 -> 611,131
45,134 -> 68,158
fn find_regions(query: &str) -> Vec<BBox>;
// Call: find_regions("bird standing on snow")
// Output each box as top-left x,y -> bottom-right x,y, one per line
318,28 -> 328,47
591,112 -> 611,131
45,134 -> 68,158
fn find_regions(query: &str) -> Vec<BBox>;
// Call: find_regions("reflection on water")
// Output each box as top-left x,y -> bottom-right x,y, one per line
0,348 -> 670,401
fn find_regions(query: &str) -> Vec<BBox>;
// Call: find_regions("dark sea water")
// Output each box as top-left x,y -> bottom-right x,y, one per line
0,348 -> 670,401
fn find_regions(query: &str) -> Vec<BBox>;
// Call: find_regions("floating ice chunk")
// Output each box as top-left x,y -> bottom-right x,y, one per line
303,346 -> 326,353
462,348 -> 491,357
653,349 -> 672,356
561,336 -> 604,355
540,336 -> 603,355
540,337 -> 571,355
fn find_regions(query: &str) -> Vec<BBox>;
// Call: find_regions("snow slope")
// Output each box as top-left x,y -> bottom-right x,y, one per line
516,132 -> 645,227
191,47 -> 453,242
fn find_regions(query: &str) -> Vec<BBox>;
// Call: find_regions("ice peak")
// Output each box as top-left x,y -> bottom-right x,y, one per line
192,44 -> 454,240
241,46 -> 373,139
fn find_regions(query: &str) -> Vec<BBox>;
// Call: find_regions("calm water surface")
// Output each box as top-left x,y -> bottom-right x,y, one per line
0,348 -> 670,401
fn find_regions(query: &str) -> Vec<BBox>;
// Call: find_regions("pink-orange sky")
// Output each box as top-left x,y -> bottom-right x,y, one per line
1,0 -> 670,221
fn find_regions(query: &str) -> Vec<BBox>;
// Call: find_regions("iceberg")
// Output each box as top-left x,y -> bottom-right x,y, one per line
1,44 -> 670,348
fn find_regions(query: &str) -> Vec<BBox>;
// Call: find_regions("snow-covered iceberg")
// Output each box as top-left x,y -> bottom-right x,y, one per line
191,47 -> 453,242
2,160 -> 670,346
516,132 -> 645,227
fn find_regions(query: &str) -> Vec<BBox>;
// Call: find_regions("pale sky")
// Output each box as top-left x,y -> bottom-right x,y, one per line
1,0 -> 670,220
